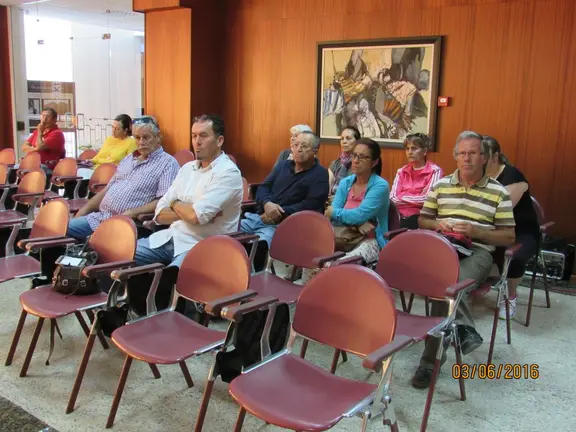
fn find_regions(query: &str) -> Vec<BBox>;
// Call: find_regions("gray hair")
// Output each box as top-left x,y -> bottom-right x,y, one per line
290,124 -> 312,135
298,130 -> 321,152
453,130 -> 485,158
133,116 -> 161,137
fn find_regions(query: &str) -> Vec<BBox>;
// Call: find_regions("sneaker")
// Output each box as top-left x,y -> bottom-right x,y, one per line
411,367 -> 434,389
458,325 -> 483,355
498,297 -> 517,320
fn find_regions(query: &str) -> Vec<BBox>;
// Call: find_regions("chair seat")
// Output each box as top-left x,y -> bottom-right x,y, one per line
396,311 -> 445,341
0,210 -> 27,225
20,285 -> 108,319
229,354 -> 376,431
250,272 -> 303,304
111,311 -> 226,364
68,198 -> 87,213
0,255 -> 41,283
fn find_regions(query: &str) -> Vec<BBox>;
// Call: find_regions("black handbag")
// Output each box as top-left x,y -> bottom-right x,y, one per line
52,242 -> 100,296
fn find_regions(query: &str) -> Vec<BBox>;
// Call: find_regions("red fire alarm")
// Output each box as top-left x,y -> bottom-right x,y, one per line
438,96 -> 450,107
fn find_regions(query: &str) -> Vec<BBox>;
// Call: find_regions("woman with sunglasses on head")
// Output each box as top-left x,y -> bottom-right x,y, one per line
77,114 -> 137,179
325,138 -> 390,264
484,136 -> 539,319
390,133 -> 443,229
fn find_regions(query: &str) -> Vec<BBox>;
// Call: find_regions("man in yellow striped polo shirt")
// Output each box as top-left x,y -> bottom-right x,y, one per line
412,131 -> 516,389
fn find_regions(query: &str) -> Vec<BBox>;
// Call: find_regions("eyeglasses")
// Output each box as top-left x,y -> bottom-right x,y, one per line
456,151 -> 482,158
291,142 -> 313,151
351,153 -> 372,161
133,116 -> 159,127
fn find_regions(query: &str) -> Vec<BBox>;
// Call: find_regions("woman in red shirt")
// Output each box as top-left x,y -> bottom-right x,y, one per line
390,133 -> 443,229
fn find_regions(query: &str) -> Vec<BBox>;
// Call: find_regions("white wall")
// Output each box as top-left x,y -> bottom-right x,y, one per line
10,7 -> 29,155
71,23 -> 142,121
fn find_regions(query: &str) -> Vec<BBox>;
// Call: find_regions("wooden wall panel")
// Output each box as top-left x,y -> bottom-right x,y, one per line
0,6 -> 14,151
223,0 -> 576,240
144,9 -> 191,154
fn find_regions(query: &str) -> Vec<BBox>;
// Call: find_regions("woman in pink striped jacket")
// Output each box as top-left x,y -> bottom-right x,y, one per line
390,133 -> 443,229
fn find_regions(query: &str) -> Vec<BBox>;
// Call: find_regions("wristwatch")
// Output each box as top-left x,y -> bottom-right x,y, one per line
169,199 -> 180,210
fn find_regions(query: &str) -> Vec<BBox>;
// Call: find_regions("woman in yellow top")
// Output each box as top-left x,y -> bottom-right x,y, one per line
78,114 -> 137,179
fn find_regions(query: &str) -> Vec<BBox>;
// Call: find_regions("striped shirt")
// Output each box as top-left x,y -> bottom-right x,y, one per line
420,169 -> 515,251
86,147 -> 180,230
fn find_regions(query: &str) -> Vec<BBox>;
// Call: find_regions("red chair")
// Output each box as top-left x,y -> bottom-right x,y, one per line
174,149 -> 195,166
0,199 -> 70,283
228,154 -> 237,165
247,211 -> 343,304
78,149 -> 97,160
388,200 -> 401,231
68,163 -> 117,214
374,230 -> 474,432
0,163 -> 8,185
44,158 -> 81,200
99,235 -> 257,429
0,148 -> 16,165
526,196 -> 554,327
0,170 -> 47,255
16,152 -> 41,181
229,264 -> 413,432
4,216 -> 137,378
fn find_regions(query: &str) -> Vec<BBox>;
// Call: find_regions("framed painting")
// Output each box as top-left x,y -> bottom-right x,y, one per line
316,36 -> 442,149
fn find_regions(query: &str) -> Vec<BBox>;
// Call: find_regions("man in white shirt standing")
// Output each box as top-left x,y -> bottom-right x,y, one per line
128,115 -> 243,315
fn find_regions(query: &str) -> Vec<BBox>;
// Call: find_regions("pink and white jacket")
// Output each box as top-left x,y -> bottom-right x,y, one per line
390,161 -> 444,218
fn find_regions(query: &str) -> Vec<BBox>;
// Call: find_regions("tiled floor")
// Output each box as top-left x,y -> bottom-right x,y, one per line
0,277 -> 574,432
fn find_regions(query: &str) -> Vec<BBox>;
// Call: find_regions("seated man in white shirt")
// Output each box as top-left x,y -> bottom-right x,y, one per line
128,115 -> 243,314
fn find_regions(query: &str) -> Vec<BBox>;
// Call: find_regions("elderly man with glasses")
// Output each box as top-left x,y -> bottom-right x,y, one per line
240,131 -> 329,246
66,116 -> 180,241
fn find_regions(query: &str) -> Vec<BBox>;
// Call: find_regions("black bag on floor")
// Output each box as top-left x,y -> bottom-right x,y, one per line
215,303 -> 290,383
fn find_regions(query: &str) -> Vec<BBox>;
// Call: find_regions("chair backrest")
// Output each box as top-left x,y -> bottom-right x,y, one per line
375,229 -> 460,299
388,200 -> 401,231
88,163 -> 117,190
228,154 -> 237,165
242,177 -> 250,201
30,199 -> 70,238
176,235 -> 250,303
293,265 -> 396,357
174,149 -> 195,167
78,149 -> 97,160
52,157 -> 78,178
269,211 -> 336,268
0,163 -> 7,185
20,152 -> 41,171
88,215 -> 137,263
531,196 -> 545,226
17,170 -> 46,206
0,148 -> 15,165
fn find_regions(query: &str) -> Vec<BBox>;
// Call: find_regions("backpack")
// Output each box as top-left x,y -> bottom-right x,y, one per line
215,303 -> 290,383
52,242 -> 100,296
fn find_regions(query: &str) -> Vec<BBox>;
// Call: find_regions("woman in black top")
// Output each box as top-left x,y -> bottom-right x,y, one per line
484,136 -> 540,319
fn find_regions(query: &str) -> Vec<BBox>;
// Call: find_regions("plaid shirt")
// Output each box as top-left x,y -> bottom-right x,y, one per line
86,147 -> 179,230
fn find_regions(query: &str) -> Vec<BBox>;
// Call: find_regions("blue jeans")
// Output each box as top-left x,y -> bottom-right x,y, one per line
134,237 -> 187,268
67,216 -> 94,242
240,213 -> 277,247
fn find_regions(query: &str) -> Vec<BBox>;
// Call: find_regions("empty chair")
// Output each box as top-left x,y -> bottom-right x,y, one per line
16,152 -> 42,181
174,149 -> 195,166
0,148 -> 16,165
95,235 -> 255,429
0,199 -> 70,284
374,230 -> 474,431
248,211 -> 343,305
229,264 -> 413,432
44,158 -> 81,200
5,216 -> 137,378
0,170 -> 47,255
